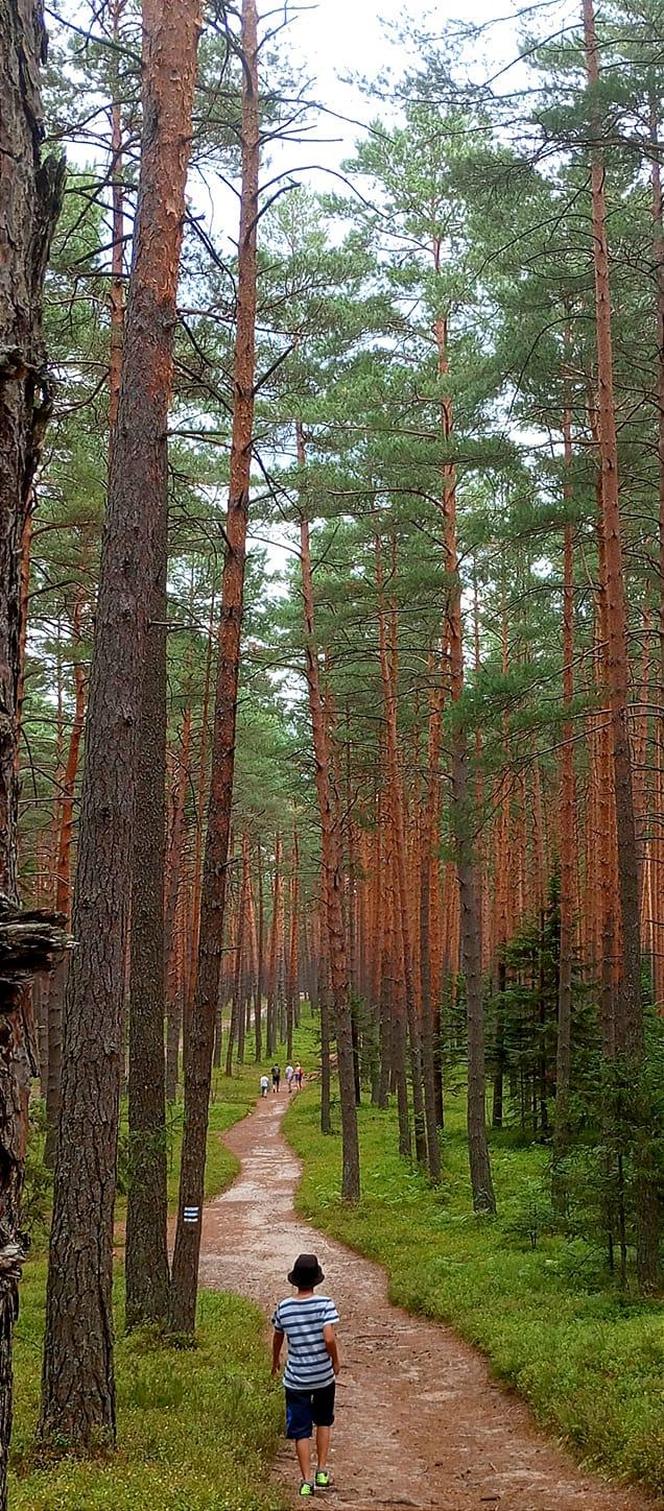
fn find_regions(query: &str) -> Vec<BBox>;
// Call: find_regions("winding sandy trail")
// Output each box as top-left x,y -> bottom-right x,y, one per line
198,1094 -> 658,1511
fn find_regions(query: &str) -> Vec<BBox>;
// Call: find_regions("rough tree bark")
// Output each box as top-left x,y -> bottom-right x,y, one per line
0,1 -> 65,1499
169,0 -> 260,1334
40,0 -> 202,1443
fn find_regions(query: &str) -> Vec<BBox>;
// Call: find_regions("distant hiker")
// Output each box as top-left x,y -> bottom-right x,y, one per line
271,1253 -> 340,1498
285,1063 -> 295,1093
294,1063 -> 303,1090
260,1074 -> 270,1098
271,1063 -> 281,1093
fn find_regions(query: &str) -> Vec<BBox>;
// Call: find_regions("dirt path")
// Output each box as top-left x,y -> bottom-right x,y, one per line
199,1095 -> 658,1511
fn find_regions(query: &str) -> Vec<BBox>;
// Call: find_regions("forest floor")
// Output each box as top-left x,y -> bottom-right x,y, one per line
199,1089 -> 659,1511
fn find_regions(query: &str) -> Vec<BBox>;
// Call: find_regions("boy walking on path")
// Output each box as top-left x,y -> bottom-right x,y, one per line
272,1254 -> 340,1498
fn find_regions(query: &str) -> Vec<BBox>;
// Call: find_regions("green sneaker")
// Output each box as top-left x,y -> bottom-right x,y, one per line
315,1469 -> 331,1489
298,1483 -> 314,1498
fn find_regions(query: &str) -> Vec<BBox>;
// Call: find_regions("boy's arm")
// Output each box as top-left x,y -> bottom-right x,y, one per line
323,1323 -> 340,1376
271,1328 -> 284,1377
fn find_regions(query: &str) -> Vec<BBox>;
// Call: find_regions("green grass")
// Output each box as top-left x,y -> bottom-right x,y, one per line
11,1266 -> 284,1510
284,1038 -> 664,1497
11,1040 -> 289,1511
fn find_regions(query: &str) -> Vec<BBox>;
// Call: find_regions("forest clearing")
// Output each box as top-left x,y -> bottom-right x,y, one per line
1,0 -> 664,1507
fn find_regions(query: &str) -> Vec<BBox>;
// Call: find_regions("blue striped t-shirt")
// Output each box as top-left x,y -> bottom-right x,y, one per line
272,1294 -> 339,1390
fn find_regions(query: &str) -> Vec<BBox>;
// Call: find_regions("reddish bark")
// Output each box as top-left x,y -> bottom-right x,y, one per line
44,590 -> 87,1168
296,424 -> 360,1198
435,313 -> 495,1213
375,537 -> 427,1167
170,0 -> 260,1335
582,0 -> 659,1289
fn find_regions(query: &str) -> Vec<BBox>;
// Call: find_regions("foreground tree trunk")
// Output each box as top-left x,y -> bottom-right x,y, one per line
169,0 -> 260,1334
0,2 -> 64,1499
40,0 -> 202,1444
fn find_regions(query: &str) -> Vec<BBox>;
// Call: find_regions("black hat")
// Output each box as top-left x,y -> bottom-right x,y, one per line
288,1253 -> 325,1288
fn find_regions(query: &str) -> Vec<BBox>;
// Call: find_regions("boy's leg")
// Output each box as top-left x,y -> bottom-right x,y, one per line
316,1425 -> 331,1470
312,1383 -> 335,1483
295,1436 -> 312,1483
286,1390 -> 314,1487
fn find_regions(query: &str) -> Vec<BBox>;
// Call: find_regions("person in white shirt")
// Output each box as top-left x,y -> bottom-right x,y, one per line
285,1064 -> 295,1093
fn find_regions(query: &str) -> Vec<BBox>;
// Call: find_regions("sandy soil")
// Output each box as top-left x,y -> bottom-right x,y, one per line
198,1093 -> 660,1511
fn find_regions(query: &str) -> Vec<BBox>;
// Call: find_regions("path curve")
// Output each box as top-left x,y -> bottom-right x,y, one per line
199,1094 -> 658,1511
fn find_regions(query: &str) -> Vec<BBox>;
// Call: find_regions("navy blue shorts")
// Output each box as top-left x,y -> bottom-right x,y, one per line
285,1382 -> 336,1440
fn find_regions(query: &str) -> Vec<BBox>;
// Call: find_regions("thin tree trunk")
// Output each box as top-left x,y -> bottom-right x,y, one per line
170,1 -> 260,1333
287,828 -> 299,1062
296,423 -> 360,1200
189,588 -> 216,1015
125,534 -> 170,1330
375,539 -> 427,1167
165,709 -> 192,1101
419,663 -> 443,1181
44,591 -> 87,1169
554,398 -> 577,1176
435,314 -> 496,1214
255,841 -> 264,1061
108,0 -> 125,432
41,0 -> 201,1442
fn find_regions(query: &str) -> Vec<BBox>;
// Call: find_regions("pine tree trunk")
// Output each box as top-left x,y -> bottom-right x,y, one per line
189,589 -> 215,1016
554,399 -> 577,1175
435,314 -> 496,1215
125,540 -> 170,1329
164,710 -> 192,1101
582,0 -> 660,1290
375,540 -> 427,1167
170,0 -> 260,1333
40,0 -> 201,1442
266,837 -> 282,1059
287,828 -> 299,1062
318,902 -> 332,1134
44,591 -> 86,1169
650,104 -> 664,1010
419,670 -> 443,1181
297,426 -> 360,1200
255,842 -> 263,1061
108,0 -> 124,432
0,2 -> 64,1494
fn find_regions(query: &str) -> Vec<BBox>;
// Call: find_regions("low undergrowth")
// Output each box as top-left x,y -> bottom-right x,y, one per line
12,1042 -> 287,1510
11,1271 -> 283,1510
285,1068 -> 664,1497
